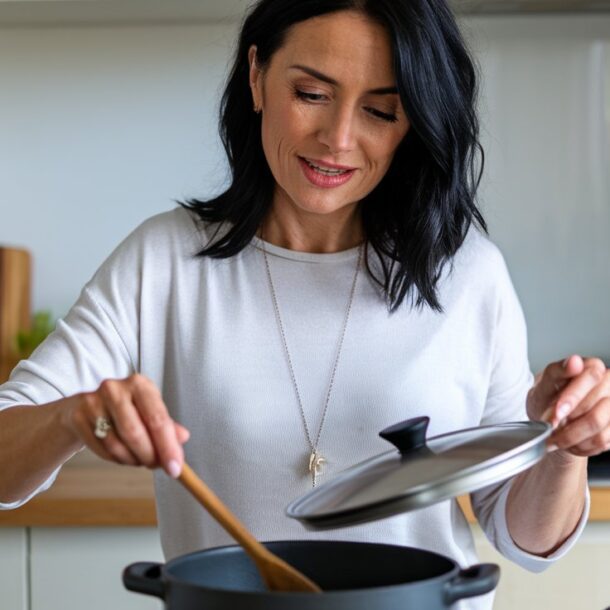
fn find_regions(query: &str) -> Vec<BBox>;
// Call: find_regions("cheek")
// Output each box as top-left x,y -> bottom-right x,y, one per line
261,129 -> 292,179
261,105 -> 308,169
365,138 -> 403,174
382,127 -> 407,158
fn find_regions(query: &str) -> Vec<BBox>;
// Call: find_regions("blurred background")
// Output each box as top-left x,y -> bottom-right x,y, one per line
0,1 -> 608,372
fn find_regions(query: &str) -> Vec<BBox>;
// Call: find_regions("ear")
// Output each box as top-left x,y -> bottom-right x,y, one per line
248,45 -> 263,112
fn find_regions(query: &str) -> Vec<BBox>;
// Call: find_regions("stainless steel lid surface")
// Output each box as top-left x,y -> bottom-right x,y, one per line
286,417 -> 552,529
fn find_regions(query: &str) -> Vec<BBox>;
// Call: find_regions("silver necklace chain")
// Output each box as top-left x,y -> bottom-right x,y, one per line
261,240 -> 363,487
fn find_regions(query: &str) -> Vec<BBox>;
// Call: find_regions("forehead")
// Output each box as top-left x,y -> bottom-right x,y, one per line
271,11 -> 396,84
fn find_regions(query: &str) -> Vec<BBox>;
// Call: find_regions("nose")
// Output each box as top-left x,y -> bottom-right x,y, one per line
317,104 -> 357,154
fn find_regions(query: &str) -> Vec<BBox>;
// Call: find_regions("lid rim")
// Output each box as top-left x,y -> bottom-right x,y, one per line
287,420 -> 552,528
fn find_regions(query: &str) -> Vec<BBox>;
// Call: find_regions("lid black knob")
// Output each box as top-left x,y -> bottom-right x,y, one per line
379,416 -> 430,454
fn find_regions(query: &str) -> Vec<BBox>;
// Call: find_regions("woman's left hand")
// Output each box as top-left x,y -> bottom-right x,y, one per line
527,354 -> 610,457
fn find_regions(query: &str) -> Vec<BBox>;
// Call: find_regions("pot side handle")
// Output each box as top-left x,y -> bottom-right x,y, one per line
122,562 -> 165,599
443,563 -> 500,604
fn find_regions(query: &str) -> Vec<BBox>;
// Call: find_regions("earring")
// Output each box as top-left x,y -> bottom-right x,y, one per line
253,103 -> 261,114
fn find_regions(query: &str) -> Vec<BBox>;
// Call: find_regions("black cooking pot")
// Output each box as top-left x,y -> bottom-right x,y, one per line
123,540 -> 499,609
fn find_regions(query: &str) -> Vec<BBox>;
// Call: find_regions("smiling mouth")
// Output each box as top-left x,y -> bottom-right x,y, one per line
301,157 -> 355,176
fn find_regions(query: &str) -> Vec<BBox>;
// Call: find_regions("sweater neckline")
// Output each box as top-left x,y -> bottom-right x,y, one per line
250,236 -> 362,264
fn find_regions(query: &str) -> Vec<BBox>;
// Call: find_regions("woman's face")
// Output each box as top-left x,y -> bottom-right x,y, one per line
249,10 -> 410,227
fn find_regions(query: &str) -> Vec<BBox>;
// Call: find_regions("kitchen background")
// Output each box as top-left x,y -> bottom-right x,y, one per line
0,1 -> 609,609
0,4 -> 609,371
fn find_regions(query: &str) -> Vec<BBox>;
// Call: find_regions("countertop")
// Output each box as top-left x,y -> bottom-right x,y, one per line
0,462 -> 157,526
1,460 -> 609,527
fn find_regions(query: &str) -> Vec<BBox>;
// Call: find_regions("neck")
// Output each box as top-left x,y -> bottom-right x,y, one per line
261,203 -> 364,254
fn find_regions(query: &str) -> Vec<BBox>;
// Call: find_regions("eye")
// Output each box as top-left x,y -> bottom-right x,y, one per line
294,89 -> 327,102
365,107 -> 399,124
294,88 -> 399,124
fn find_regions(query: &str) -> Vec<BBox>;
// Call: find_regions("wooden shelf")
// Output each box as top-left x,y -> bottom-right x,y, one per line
0,247 -> 30,384
1,461 -> 609,527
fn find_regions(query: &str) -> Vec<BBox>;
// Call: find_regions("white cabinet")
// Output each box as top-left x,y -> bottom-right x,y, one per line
3,523 -> 610,608
473,523 -> 610,610
0,528 -> 27,610
30,528 -> 164,610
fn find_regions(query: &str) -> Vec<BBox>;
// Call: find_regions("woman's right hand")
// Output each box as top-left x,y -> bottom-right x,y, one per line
60,374 -> 189,478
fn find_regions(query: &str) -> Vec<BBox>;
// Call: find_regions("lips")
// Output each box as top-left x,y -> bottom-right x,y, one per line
298,157 -> 356,188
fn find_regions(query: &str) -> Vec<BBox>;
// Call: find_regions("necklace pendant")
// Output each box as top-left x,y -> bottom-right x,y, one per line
309,451 -> 326,487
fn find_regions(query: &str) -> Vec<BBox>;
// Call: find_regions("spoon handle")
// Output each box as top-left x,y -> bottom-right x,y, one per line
178,462 -> 270,559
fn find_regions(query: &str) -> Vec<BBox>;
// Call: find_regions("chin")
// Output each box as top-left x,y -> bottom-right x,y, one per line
296,201 -> 353,217
290,192 -> 359,216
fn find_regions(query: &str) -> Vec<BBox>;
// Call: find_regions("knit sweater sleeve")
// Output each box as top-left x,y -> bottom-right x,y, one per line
0,210 -> 179,509
469,246 -> 589,572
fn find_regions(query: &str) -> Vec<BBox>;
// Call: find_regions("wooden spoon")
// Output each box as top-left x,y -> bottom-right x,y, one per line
177,462 -> 322,593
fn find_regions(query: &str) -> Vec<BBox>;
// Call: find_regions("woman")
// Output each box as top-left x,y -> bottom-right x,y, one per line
0,1 -> 607,608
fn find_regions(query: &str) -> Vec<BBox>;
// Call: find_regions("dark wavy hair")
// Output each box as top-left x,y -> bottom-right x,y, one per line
180,0 -> 486,311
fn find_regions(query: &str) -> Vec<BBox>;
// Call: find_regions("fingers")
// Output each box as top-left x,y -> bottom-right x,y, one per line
550,397 -> 610,456
546,357 -> 610,456
175,423 -> 191,444
71,392 -> 139,466
99,379 -> 157,466
529,355 -> 584,422
558,361 -> 609,420
551,357 -> 607,426
69,375 -> 189,477
129,375 -> 185,477
533,354 -> 610,458
543,355 -> 585,395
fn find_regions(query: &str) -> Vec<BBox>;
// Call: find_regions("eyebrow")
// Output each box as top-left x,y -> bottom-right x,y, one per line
289,64 -> 399,95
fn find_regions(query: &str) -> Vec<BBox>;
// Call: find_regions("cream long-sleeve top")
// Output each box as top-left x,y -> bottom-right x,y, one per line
0,207 -> 589,609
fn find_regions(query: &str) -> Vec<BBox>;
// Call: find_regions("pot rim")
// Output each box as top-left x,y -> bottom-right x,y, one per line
158,539 -> 464,598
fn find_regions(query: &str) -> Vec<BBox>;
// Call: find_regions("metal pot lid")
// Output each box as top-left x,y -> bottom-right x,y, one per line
286,416 -> 551,530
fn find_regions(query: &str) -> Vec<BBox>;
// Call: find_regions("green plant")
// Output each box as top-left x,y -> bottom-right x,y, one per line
16,310 -> 55,358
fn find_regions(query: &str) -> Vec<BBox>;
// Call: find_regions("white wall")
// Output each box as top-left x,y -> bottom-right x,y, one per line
0,22 -> 238,314
464,16 -> 610,369
0,14 -> 609,370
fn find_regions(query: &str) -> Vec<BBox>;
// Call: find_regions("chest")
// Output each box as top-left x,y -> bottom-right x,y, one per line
156,251 -> 495,476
